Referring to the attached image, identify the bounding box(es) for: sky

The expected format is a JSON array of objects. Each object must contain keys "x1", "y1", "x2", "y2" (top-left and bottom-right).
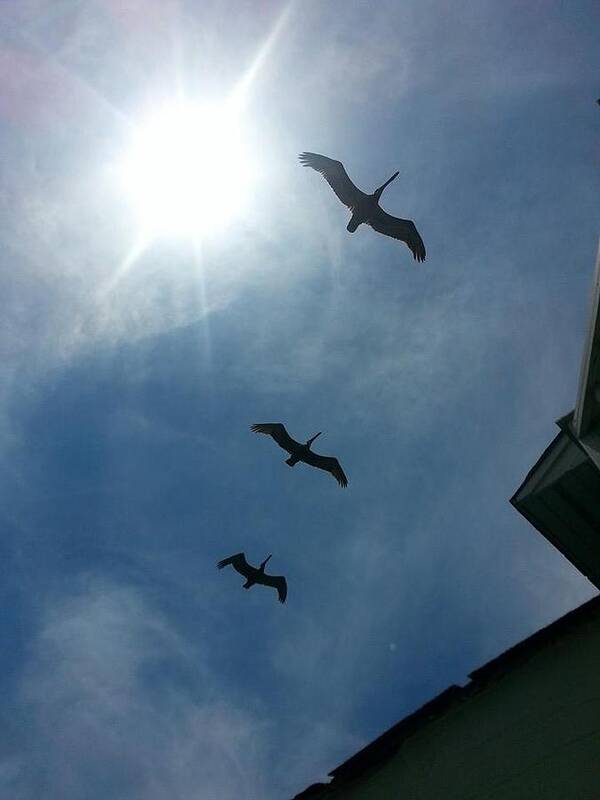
[{"x1": 0, "y1": 1, "x2": 599, "y2": 797}]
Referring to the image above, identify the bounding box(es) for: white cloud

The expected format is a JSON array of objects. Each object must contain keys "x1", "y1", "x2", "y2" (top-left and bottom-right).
[
  {"x1": 2, "y1": 581, "x2": 256, "y2": 798},
  {"x1": 1, "y1": 578, "x2": 359, "y2": 800}
]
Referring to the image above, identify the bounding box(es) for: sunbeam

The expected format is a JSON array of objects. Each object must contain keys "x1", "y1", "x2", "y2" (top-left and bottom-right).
[
  {"x1": 111, "y1": 4, "x2": 291, "y2": 280},
  {"x1": 230, "y1": 2, "x2": 293, "y2": 112}
]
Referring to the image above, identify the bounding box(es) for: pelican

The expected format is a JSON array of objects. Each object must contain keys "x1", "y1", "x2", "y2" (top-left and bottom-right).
[
  {"x1": 251, "y1": 423, "x2": 348, "y2": 487},
  {"x1": 299, "y1": 152, "x2": 426, "y2": 263},
  {"x1": 217, "y1": 552, "x2": 287, "y2": 603}
]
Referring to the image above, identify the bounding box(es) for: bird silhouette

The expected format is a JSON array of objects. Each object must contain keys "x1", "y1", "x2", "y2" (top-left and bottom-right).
[
  {"x1": 299, "y1": 151, "x2": 426, "y2": 263},
  {"x1": 251, "y1": 423, "x2": 348, "y2": 487},
  {"x1": 217, "y1": 552, "x2": 287, "y2": 603}
]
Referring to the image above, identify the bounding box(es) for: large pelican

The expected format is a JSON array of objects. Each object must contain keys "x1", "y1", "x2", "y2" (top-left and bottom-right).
[
  {"x1": 217, "y1": 552, "x2": 287, "y2": 603},
  {"x1": 251, "y1": 423, "x2": 348, "y2": 487},
  {"x1": 299, "y1": 151, "x2": 426, "y2": 263}
]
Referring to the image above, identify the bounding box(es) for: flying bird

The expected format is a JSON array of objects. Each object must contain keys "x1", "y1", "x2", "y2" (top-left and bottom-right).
[
  {"x1": 217, "y1": 552, "x2": 287, "y2": 603},
  {"x1": 251, "y1": 423, "x2": 348, "y2": 487},
  {"x1": 299, "y1": 151, "x2": 426, "y2": 263}
]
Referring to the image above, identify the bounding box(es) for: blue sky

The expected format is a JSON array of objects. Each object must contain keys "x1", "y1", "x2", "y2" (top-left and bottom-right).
[{"x1": 0, "y1": 1, "x2": 598, "y2": 797}]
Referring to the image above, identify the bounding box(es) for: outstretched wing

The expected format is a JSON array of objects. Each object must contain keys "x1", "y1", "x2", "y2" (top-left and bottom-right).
[
  {"x1": 299, "y1": 152, "x2": 365, "y2": 209},
  {"x1": 368, "y1": 209, "x2": 426, "y2": 262},
  {"x1": 261, "y1": 573, "x2": 288, "y2": 603},
  {"x1": 303, "y1": 452, "x2": 348, "y2": 488},
  {"x1": 251, "y1": 423, "x2": 299, "y2": 454},
  {"x1": 217, "y1": 552, "x2": 252, "y2": 578}
]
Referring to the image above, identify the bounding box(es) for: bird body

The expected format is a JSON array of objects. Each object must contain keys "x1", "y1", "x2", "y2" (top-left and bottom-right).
[
  {"x1": 251, "y1": 423, "x2": 348, "y2": 487},
  {"x1": 217, "y1": 552, "x2": 287, "y2": 603},
  {"x1": 299, "y1": 151, "x2": 426, "y2": 262}
]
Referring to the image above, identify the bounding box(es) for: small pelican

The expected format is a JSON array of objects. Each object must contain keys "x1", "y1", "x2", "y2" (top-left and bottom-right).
[
  {"x1": 251, "y1": 423, "x2": 348, "y2": 487},
  {"x1": 217, "y1": 552, "x2": 287, "y2": 603},
  {"x1": 299, "y1": 151, "x2": 426, "y2": 262}
]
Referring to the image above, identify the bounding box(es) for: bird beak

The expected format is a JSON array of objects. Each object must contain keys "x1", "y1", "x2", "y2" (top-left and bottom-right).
[{"x1": 309, "y1": 432, "x2": 322, "y2": 445}]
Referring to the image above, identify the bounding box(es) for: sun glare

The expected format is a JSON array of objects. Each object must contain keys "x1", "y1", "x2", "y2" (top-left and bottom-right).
[{"x1": 119, "y1": 101, "x2": 255, "y2": 239}]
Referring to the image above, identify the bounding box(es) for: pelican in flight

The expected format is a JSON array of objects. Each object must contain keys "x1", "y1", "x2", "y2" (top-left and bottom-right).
[
  {"x1": 251, "y1": 423, "x2": 348, "y2": 487},
  {"x1": 299, "y1": 152, "x2": 426, "y2": 263},
  {"x1": 217, "y1": 552, "x2": 287, "y2": 603}
]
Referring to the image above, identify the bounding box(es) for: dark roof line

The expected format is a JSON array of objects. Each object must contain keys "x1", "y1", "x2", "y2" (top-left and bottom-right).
[
  {"x1": 469, "y1": 590, "x2": 599, "y2": 684},
  {"x1": 301, "y1": 593, "x2": 600, "y2": 795},
  {"x1": 292, "y1": 783, "x2": 328, "y2": 800},
  {"x1": 328, "y1": 685, "x2": 461, "y2": 784},
  {"x1": 509, "y1": 419, "x2": 568, "y2": 507}
]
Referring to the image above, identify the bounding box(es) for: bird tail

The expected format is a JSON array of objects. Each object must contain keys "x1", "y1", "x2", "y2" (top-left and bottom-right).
[
  {"x1": 347, "y1": 214, "x2": 361, "y2": 233},
  {"x1": 286, "y1": 455, "x2": 299, "y2": 467}
]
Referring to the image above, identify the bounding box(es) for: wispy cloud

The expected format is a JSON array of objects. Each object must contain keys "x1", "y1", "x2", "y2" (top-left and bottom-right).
[
  {"x1": 1, "y1": 578, "x2": 361, "y2": 799},
  {"x1": 4, "y1": 580, "x2": 264, "y2": 798}
]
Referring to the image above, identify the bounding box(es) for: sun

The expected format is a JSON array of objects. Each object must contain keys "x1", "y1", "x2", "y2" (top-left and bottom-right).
[{"x1": 118, "y1": 100, "x2": 256, "y2": 239}]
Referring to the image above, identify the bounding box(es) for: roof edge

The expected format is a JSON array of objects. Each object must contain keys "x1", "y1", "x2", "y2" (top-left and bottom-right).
[{"x1": 294, "y1": 594, "x2": 600, "y2": 799}]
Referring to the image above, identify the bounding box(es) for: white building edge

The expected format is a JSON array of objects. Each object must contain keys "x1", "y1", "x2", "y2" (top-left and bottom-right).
[{"x1": 511, "y1": 242, "x2": 600, "y2": 588}]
